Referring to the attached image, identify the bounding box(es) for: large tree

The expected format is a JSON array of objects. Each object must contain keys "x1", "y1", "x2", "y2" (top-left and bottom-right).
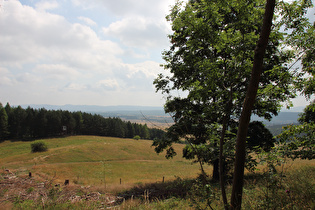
[
  {"x1": 154, "y1": 0, "x2": 294, "y2": 176},
  {"x1": 153, "y1": 0, "x2": 313, "y2": 208}
]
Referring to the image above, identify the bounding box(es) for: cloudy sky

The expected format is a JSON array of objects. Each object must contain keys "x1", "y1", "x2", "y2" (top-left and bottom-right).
[
  {"x1": 0, "y1": 0, "x2": 314, "y2": 109},
  {"x1": 0, "y1": 0, "x2": 177, "y2": 107}
]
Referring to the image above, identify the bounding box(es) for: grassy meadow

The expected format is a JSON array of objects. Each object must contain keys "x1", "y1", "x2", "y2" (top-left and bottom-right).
[
  {"x1": 1, "y1": 135, "x2": 314, "y2": 209},
  {"x1": 0, "y1": 135, "x2": 210, "y2": 187}
]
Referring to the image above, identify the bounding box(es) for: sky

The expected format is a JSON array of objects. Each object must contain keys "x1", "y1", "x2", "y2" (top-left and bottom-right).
[{"x1": 0, "y1": 0, "x2": 314, "y2": 109}]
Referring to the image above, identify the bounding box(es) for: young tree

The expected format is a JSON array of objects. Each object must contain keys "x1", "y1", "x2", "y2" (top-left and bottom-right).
[
  {"x1": 33, "y1": 108, "x2": 48, "y2": 138},
  {"x1": 0, "y1": 103, "x2": 9, "y2": 141},
  {"x1": 73, "y1": 111, "x2": 83, "y2": 135},
  {"x1": 230, "y1": 0, "x2": 275, "y2": 208},
  {"x1": 8, "y1": 105, "x2": 27, "y2": 139}
]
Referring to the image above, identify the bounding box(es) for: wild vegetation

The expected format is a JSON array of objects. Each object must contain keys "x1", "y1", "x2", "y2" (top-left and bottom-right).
[
  {"x1": 0, "y1": 135, "x2": 314, "y2": 209},
  {"x1": 0, "y1": 0, "x2": 314, "y2": 209}
]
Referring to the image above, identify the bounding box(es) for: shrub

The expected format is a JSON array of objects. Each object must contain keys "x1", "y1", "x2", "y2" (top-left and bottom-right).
[
  {"x1": 133, "y1": 135, "x2": 141, "y2": 140},
  {"x1": 31, "y1": 141, "x2": 48, "y2": 153}
]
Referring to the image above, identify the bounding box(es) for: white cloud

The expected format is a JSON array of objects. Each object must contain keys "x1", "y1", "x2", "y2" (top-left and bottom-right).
[
  {"x1": 0, "y1": 1, "x2": 68, "y2": 64},
  {"x1": 16, "y1": 72, "x2": 41, "y2": 84},
  {"x1": 124, "y1": 61, "x2": 162, "y2": 79},
  {"x1": 103, "y1": 16, "x2": 170, "y2": 49},
  {"x1": 78, "y1": 16, "x2": 97, "y2": 26},
  {"x1": 0, "y1": 67, "x2": 13, "y2": 86},
  {"x1": 35, "y1": 1, "x2": 59, "y2": 12},
  {"x1": 63, "y1": 83, "x2": 87, "y2": 91},
  {"x1": 96, "y1": 79, "x2": 119, "y2": 91},
  {"x1": 33, "y1": 64, "x2": 81, "y2": 80},
  {"x1": 0, "y1": 1, "x2": 123, "y2": 70},
  {"x1": 0, "y1": 0, "x2": 173, "y2": 107},
  {"x1": 71, "y1": 0, "x2": 175, "y2": 18}
]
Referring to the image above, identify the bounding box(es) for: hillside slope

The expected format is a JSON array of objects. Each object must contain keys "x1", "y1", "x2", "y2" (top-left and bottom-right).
[{"x1": 0, "y1": 136, "x2": 208, "y2": 186}]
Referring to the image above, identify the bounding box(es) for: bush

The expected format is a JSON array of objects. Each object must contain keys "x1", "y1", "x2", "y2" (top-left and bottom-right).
[
  {"x1": 31, "y1": 141, "x2": 48, "y2": 153},
  {"x1": 133, "y1": 135, "x2": 141, "y2": 140}
]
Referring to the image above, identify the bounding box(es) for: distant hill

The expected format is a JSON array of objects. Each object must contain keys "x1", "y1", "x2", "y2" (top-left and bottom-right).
[
  {"x1": 20, "y1": 104, "x2": 164, "y2": 112},
  {"x1": 20, "y1": 104, "x2": 173, "y2": 126},
  {"x1": 251, "y1": 112, "x2": 301, "y2": 126}
]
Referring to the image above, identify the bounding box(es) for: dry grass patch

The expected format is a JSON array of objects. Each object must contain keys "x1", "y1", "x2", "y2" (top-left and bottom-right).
[{"x1": 0, "y1": 136, "x2": 212, "y2": 186}]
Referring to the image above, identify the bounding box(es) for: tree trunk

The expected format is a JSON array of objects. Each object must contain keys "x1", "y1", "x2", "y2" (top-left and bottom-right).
[
  {"x1": 230, "y1": 0, "x2": 276, "y2": 209},
  {"x1": 212, "y1": 158, "x2": 219, "y2": 181},
  {"x1": 219, "y1": 115, "x2": 229, "y2": 209}
]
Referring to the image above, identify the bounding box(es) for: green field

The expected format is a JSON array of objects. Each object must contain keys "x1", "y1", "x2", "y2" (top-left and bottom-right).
[{"x1": 0, "y1": 136, "x2": 210, "y2": 186}]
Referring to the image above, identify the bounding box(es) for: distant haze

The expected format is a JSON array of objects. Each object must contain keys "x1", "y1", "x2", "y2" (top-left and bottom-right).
[{"x1": 19, "y1": 104, "x2": 303, "y2": 126}]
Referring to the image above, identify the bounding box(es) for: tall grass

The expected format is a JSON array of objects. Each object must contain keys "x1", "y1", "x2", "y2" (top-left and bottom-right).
[{"x1": 121, "y1": 165, "x2": 314, "y2": 209}]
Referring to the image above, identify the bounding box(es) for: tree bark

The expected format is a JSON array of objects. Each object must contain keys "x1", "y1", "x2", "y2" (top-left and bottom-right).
[
  {"x1": 230, "y1": 0, "x2": 276, "y2": 209},
  {"x1": 220, "y1": 114, "x2": 229, "y2": 209}
]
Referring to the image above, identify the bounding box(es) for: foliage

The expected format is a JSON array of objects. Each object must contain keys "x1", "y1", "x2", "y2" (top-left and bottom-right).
[
  {"x1": 133, "y1": 135, "x2": 141, "y2": 140},
  {"x1": 153, "y1": 0, "x2": 297, "y2": 181},
  {"x1": 188, "y1": 175, "x2": 220, "y2": 209},
  {"x1": 119, "y1": 164, "x2": 315, "y2": 209},
  {"x1": 241, "y1": 166, "x2": 315, "y2": 209},
  {"x1": 277, "y1": 101, "x2": 315, "y2": 160},
  {"x1": 0, "y1": 103, "x2": 9, "y2": 141},
  {"x1": 298, "y1": 100, "x2": 315, "y2": 123},
  {"x1": 278, "y1": 122, "x2": 315, "y2": 160},
  {"x1": 278, "y1": 0, "x2": 315, "y2": 97},
  {"x1": 31, "y1": 140, "x2": 48, "y2": 153},
  {"x1": 247, "y1": 121, "x2": 275, "y2": 152}
]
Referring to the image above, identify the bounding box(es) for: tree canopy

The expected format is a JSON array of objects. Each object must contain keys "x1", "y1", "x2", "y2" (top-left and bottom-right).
[
  {"x1": 153, "y1": 0, "x2": 314, "y2": 208},
  {"x1": 277, "y1": 101, "x2": 315, "y2": 160},
  {"x1": 153, "y1": 0, "x2": 299, "y2": 178}
]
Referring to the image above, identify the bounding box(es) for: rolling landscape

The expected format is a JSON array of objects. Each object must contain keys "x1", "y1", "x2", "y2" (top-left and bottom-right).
[
  {"x1": 21, "y1": 103, "x2": 303, "y2": 129},
  {"x1": 1, "y1": 135, "x2": 314, "y2": 209},
  {"x1": 1, "y1": 0, "x2": 315, "y2": 209},
  {"x1": 0, "y1": 136, "x2": 204, "y2": 186},
  {"x1": 0, "y1": 103, "x2": 314, "y2": 209}
]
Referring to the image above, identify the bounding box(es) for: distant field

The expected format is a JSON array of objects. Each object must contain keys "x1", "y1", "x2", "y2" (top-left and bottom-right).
[{"x1": 0, "y1": 136, "x2": 210, "y2": 187}]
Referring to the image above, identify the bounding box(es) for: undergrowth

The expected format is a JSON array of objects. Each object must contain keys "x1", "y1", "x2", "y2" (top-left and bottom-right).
[
  {"x1": 1, "y1": 165, "x2": 314, "y2": 209},
  {"x1": 120, "y1": 166, "x2": 314, "y2": 209}
]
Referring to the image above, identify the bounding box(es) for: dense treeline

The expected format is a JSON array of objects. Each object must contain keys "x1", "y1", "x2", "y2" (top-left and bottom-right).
[{"x1": 0, "y1": 102, "x2": 165, "y2": 141}]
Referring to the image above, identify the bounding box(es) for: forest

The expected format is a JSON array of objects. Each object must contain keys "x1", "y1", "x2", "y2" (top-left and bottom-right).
[{"x1": 0, "y1": 102, "x2": 165, "y2": 141}]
